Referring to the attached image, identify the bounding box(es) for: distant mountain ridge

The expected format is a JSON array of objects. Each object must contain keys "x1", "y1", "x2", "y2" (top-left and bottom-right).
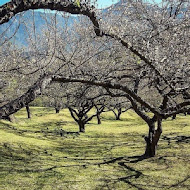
[
  {"x1": 0, "y1": 1, "x2": 132, "y2": 47},
  {"x1": 0, "y1": 10, "x2": 78, "y2": 47},
  {"x1": 0, "y1": 0, "x2": 187, "y2": 47},
  {"x1": 0, "y1": 0, "x2": 122, "y2": 47}
]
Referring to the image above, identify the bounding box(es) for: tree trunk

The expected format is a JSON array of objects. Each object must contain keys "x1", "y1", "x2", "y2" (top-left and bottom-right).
[
  {"x1": 55, "y1": 108, "x2": 60, "y2": 114},
  {"x1": 5, "y1": 114, "x2": 16, "y2": 122},
  {"x1": 115, "y1": 108, "x2": 122, "y2": 120},
  {"x1": 26, "y1": 104, "x2": 31, "y2": 118},
  {"x1": 116, "y1": 112, "x2": 121, "y2": 120},
  {"x1": 78, "y1": 121, "x2": 85, "y2": 133},
  {"x1": 172, "y1": 114, "x2": 176, "y2": 120},
  {"x1": 144, "y1": 120, "x2": 162, "y2": 157},
  {"x1": 97, "y1": 113, "x2": 101, "y2": 124},
  {"x1": 0, "y1": 74, "x2": 53, "y2": 119}
]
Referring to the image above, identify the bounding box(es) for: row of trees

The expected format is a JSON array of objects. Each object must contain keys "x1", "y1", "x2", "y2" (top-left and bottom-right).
[
  {"x1": 0, "y1": 0, "x2": 189, "y2": 157},
  {"x1": 30, "y1": 83, "x2": 130, "y2": 132}
]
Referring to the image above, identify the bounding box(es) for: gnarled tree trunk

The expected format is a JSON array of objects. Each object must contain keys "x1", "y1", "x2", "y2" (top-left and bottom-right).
[{"x1": 144, "y1": 119, "x2": 162, "y2": 157}]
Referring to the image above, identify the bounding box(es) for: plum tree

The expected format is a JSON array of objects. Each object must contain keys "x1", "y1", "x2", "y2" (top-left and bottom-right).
[{"x1": 0, "y1": 0, "x2": 189, "y2": 157}]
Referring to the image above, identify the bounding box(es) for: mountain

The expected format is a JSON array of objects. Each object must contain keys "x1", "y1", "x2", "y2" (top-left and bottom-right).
[
  {"x1": 0, "y1": 10, "x2": 78, "y2": 47},
  {"x1": 0, "y1": 1, "x2": 128, "y2": 47},
  {"x1": 0, "y1": 1, "x2": 187, "y2": 47}
]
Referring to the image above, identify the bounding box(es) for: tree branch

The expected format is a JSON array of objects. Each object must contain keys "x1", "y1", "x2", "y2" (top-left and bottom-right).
[
  {"x1": 0, "y1": 74, "x2": 52, "y2": 119},
  {"x1": 68, "y1": 107, "x2": 79, "y2": 122},
  {"x1": 0, "y1": 0, "x2": 101, "y2": 36}
]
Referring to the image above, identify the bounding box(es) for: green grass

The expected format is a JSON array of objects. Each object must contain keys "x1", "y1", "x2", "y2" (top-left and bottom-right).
[{"x1": 0, "y1": 107, "x2": 190, "y2": 190}]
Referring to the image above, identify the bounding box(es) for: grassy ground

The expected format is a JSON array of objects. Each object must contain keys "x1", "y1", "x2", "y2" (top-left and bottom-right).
[{"x1": 0, "y1": 107, "x2": 190, "y2": 190}]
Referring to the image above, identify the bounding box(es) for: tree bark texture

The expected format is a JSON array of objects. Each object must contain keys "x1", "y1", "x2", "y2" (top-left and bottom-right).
[{"x1": 144, "y1": 120, "x2": 162, "y2": 157}]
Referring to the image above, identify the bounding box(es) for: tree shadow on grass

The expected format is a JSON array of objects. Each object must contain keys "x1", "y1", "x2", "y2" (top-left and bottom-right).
[
  {"x1": 162, "y1": 135, "x2": 190, "y2": 144},
  {"x1": 98, "y1": 155, "x2": 148, "y2": 165},
  {"x1": 169, "y1": 175, "x2": 190, "y2": 189},
  {"x1": 0, "y1": 120, "x2": 80, "y2": 139},
  {"x1": 96, "y1": 157, "x2": 145, "y2": 190},
  {"x1": 127, "y1": 155, "x2": 148, "y2": 163}
]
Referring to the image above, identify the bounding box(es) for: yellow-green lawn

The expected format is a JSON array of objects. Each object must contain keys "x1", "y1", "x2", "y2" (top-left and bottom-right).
[{"x1": 0, "y1": 107, "x2": 189, "y2": 190}]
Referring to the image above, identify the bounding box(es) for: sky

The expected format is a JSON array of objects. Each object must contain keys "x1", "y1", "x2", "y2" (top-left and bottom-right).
[
  {"x1": 0, "y1": 0, "x2": 8, "y2": 6},
  {"x1": 0, "y1": 0, "x2": 162, "y2": 8},
  {"x1": 0, "y1": 0, "x2": 119, "y2": 8},
  {"x1": 96, "y1": 0, "x2": 119, "y2": 8}
]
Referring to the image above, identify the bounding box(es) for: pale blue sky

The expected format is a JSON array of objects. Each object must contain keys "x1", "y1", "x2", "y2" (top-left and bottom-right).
[
  {"x1": 0, "y1": 0, "x2": 119, "y2": 8},
  {"x1": 0, "y1": 0, "x2": 162, "y2": 8},
  {"x1": 0, "y1": 0, "x2": 9, "y2": 6},
  {"x1": 96, "y1": 0, "x2": 119, "y2": 8}
]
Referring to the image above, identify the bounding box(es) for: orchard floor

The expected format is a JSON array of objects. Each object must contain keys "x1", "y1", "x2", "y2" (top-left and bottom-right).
[{"x1": 0, "y1": 107, "x2": 190, "y2": 190}]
